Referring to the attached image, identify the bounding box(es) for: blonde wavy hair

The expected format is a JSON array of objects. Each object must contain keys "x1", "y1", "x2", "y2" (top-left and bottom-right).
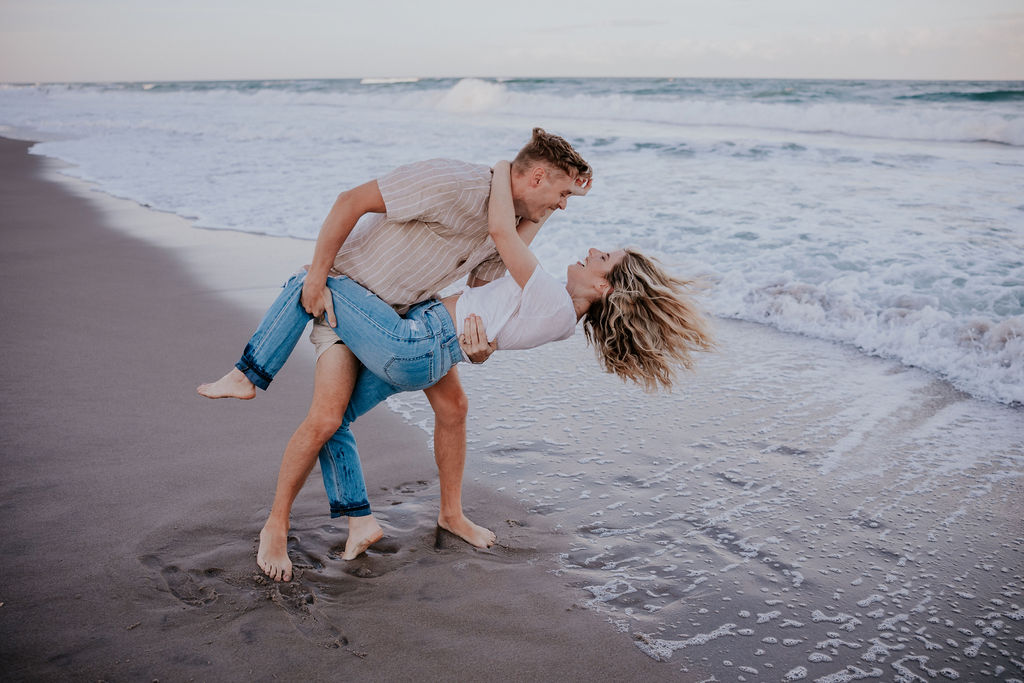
[{"x1": 582, "y1": 250, "x2": 714, "y2": 392}]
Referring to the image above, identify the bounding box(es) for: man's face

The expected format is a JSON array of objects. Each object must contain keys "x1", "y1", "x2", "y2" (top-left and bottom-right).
[{"x1": 513, "y1": 166, "x2": 578, "y2": 223}]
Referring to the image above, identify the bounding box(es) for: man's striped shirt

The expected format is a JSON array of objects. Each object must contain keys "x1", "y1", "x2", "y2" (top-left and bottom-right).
[{"x1": 329, "y1": 158, "x2": 507, "y2": 312}]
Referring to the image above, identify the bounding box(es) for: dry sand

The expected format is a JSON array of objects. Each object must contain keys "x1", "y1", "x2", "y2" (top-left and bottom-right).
[{"x1": 0, "y1": 137, "x2": 672, "y2": 681}]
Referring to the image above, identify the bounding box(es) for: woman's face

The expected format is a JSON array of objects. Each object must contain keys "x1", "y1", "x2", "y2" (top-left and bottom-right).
[{"x1": 567, "y1": 248, "x2": 626, "y2": 293}]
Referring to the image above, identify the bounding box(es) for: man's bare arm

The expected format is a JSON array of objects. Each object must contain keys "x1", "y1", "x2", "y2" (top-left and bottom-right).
[{"x1": 301, "y1": 180, "x2": 386, "y2": 320}]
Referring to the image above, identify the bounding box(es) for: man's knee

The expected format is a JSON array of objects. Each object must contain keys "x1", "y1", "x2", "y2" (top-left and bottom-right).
[
  {"x1": 426, "y1": 381, "x2": 468, "y2": 426},
  {"x1": 435, "y1": 393, "x2": 468, "y2": 426}
]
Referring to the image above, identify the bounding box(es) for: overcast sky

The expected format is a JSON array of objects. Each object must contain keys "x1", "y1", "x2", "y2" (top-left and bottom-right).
[{"x1": 2, "y1": 0, "x2": 1022, "y2": 83}]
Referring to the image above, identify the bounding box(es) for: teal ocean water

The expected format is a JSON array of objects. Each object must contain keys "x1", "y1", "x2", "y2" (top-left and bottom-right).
[{"x1": 2, "y1": 76, "x2": 1022, "y2": 403}]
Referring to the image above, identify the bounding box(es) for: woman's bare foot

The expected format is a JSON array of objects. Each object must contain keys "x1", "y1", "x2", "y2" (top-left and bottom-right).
[
  {"x1": 342, "y1": 515, "x2": 384, "y2": 560},
  {"x1": 438, "y1": 512, "x2": 496, "y2": 548},
  {"x1": 257, "y1": 521, "x2": 293, "y2": 581},
  {"x1": 197, "y1": 368, "x2": 256, "y2": 400}
]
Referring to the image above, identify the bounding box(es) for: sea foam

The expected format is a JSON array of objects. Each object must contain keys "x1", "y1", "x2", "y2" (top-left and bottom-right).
[{"x1": 1, "y1": 76, "x2": 1021, "y2": 404}]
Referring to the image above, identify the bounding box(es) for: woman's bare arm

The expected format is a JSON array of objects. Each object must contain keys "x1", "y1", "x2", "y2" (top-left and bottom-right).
[{"x1": 488, "y1": 161, "x2": 539, "y2": 288}]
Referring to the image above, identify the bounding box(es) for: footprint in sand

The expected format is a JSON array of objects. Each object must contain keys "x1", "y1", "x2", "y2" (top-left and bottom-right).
[
  {"x1": 147, "y1": 560, "x2": 219, "y2": 607},
  {"x1": 391, "y1": 479, "x2": 431, "y2": 494},
  {"x1": 267, "y1": 581, "x2": 348, "y2": 649},
  {"x1": 140, "y1": 548, "x2": 349, "y2": 649}
]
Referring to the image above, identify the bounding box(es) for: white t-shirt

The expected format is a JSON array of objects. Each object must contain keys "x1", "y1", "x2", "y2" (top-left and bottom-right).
[{"x1": 454, "y1": 266, "x2": 576, "y2": 358}]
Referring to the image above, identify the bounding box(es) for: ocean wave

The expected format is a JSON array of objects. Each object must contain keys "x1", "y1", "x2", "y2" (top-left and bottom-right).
[
  {"x1": 13, "y1": 78, "x2": 1024, "y2": 145},
  {"x1": 337, "y1": 78, "x2": 1024, "y2": 146},
  {"x1": 3, "y1": 77, "x2": 1022, "y2": 405},
  {"x1": 897, "y1": 89, "x2": 1024, "y2": 103},
  {"x1": 316, "y1": 78, "x2": 1024, "y2": 146},
  {"x1": 713, "y1": 279, "x2": 1024, "y2": 406},
  {"x1": 432, "y1": 79, "x2": 1024, "y2": 146},
  {"x1": 434, "y1": 78, "x2": 510, "y2": 113},
  {"x1": 360, "y1": 77, "x2": 419, "y2": 85}
]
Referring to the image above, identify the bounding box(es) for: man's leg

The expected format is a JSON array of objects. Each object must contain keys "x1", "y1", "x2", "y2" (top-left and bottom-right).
[
  {"x1": 257, "y1": 343, "x2": 360, "y2": 581},
  {"x1": 422, "y1": 367, "x2": 496, "y2": 548}
]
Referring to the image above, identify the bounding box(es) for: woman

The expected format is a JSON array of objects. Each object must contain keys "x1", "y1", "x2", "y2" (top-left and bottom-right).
[{"x1": 199, "y1": 161, "x2": 713, "y2": 564}]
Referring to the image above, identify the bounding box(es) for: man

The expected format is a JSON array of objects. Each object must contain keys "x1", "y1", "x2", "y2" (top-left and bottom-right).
[{"x1": 203, "y1": 128, "x2": 591, "y2": 581}]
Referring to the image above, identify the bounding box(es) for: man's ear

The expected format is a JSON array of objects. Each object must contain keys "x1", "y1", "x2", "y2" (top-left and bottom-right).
[{"x1": 530, "y1": 166, "x2": 546, "y2": 187}]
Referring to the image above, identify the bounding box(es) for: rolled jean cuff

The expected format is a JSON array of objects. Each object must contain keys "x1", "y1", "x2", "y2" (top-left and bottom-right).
[
  {"x1": 330, "y1": 502, "x2": 372, "y2": 518},
  {"x1": 235, "y1": 356, "x2": 273, "y2": 391}
]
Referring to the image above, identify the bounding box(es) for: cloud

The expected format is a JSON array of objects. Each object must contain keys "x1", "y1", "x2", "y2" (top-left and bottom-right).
[
  {"x1": 495, "y1": 15, "x2": 1023, "y2": 80},
  {"x1": 535, "y1": 19, "x2": 668, "y2": 34}
]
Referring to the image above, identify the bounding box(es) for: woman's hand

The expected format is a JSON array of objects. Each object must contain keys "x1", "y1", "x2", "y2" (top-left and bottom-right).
[
  {"x1": 459, "y1": 314, "x2": 497, "y2": 364},
  {"x1": 569, "y1": 174, "x2": 593, "y2": 196}
]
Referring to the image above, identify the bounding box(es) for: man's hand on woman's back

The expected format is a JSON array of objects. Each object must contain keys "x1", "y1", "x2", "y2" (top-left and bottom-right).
[{"x1": 459, "y1": 314, "x2": 497, "y2": 364}]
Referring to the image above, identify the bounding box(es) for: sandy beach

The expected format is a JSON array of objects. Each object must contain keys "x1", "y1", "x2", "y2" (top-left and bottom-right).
[
  {"x1": 0, "y1": 137, "x2": 671, "y2": 681},
  {"x1": 2, "y1": 133, "x2": 1022, "y2": 682}
]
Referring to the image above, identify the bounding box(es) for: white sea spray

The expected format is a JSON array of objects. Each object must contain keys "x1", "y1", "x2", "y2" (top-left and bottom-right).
[{"x1": 2, "y1": 77, "x2": 1021, "y2": 404}]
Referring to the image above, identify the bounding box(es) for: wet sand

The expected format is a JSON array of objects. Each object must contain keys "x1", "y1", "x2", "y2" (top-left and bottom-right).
[
  {"x1": 0, "y1": 137, "x2": 671, "y2": 681},
  {"x1": 441, "y1": 326, "x2": 1024, "y2": 680},
  {"x1": 415, "y1": 291, "x2": 1023, "y2": 679}
]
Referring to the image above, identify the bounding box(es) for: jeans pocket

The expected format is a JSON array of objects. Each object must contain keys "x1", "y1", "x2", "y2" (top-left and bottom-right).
[{"x1": 383, "y1": 351, "x2": 434, "y2": 390}]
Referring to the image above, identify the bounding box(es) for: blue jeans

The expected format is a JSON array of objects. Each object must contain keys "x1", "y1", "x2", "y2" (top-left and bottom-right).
[{"x1": 235, "y1": 271, "x2": 463, "y2": 517}]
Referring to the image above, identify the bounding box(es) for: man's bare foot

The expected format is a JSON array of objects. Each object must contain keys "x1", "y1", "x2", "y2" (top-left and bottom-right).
[
  {"x1": 257, "y1": 522, "x2": 293, "y2": 581},
  {"x1": 197, "y1": 368, "x2": 256, "y2": 400},
  {"x1": 438, "y1": 512, "x2": 496, "y2": 548},
  {"x1": 342, "y1": 515, "x2": 383, "y2": 560}
]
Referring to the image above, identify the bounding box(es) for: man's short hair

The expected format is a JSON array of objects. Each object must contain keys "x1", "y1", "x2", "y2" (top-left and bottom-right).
[{"x1": 512, "y1": 127, "x2": 591, "y2": 179}]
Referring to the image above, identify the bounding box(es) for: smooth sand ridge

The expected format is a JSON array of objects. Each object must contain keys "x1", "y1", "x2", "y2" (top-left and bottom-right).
[{"x1": 0, "y1": 138, "x2": 673, "y2": 680}]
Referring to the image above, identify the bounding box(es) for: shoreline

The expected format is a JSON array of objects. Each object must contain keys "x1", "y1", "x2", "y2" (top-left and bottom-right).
[
  {"x1": 14, "y1": 133, "x2": 1021, "y2": 411},
  {"x1": 0, "y1": 137, "x2": 672, "y2": 680},
  {"x1": 4, "y1": 134, "x2": 1021, "y2": 680},
  {"x1": 7, "y1": 123, "x2": 1019, "y2": 410}
]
